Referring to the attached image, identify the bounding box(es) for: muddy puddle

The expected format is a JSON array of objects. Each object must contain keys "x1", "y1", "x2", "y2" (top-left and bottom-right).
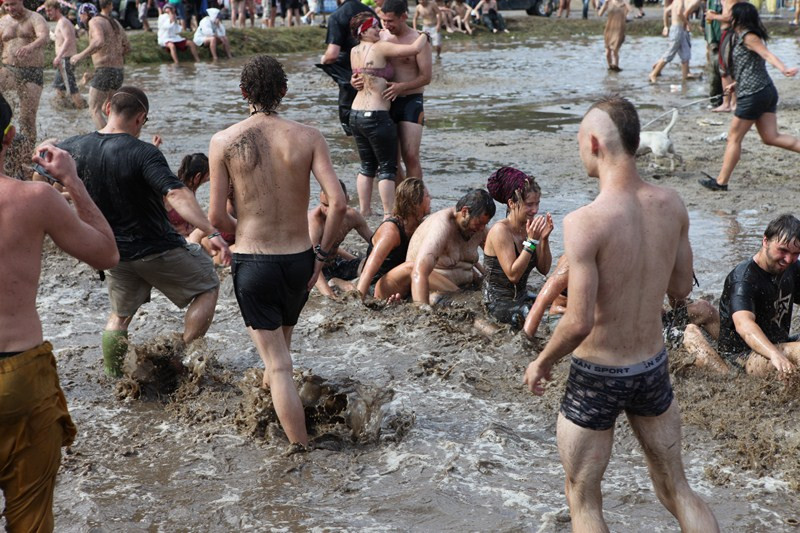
[{"x1": 6, "y1": 28, "x2": 800, "y2": 531}]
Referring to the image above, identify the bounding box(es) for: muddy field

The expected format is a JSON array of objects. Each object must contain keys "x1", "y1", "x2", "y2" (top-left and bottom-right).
[{"x1": 3, "y1": 15, "x2": 800, "y2": 532}]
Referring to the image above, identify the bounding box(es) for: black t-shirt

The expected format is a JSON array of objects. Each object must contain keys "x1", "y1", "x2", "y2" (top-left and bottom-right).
[
  {"x1": 59, "y1": 132, "x2": 186, "y2": 261},
  {"x1": 718, "y1": 258, "x2": 800, "y2": 355},
  {"x1": 325, "y1": 0, "x2": 375, "y2": 68}
]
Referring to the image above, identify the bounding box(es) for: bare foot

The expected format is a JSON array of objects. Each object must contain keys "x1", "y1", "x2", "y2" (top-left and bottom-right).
[
  {"x1": 386, "y1": 293, "x2": 404, "y2": 305},
  {"x1": 711, "y1": 104, "x2": 731, "y2": 113},
  {"x1": 648, "y1": 73, "x2": 658, "y2": 83}
]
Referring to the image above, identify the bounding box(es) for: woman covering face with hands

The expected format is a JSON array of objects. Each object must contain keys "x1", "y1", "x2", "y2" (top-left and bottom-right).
[{"x1": 482, "y1": 167, "x2": 553, "y2": 329}]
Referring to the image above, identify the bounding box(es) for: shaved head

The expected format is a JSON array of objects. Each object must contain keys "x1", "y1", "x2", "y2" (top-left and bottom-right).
[{"x1": 584, "y1": 96, "x2": 640, "y2": 156}]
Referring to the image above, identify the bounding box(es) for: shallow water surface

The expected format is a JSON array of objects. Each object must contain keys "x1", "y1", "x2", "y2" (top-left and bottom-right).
[{"x1": 15, "y1": 30, "x2": 800, "y2": 532}]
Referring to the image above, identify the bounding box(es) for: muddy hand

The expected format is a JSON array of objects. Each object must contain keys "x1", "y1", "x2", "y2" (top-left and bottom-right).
[
  {"x1": 523, "y1": 359, "x2": 551, "y2": 395},
  {"x1": 208, "y1": 235, "x2": 231, "y2": 266},
  {"x1": 527, "y1": 215, "x2": 547, "y2": 240},
  {"x1": 33, "y1": 144, "x2": 78, "y2": 187}
]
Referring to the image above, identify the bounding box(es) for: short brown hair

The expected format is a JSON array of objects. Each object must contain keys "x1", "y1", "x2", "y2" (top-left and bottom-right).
[
  {"x1": 109, "y1": 86, "x2": 149, "y2": 121},
  {"x1": 44, "y1": 0, "x2": 60, "y2": 9},
  {"x1": 587, "y1": 95, "x2": 640, "y2": 156}
]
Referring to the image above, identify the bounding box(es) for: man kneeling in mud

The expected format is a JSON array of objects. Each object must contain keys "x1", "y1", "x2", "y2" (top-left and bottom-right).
[
  {"x1": 0, "y1": 96, "x2": 119, "y2": 531},
  {"x1": 378, "y1": 189, "x2": 495, "y2": 305},
  {"x1": 209, "y1": 55, "x2": 346, "y2": 449},
  {"x1": 684, "y1": 214, "x2": 800, "y2": 378}
]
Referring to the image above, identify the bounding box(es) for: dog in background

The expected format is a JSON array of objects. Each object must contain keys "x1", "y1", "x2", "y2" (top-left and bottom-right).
[{"x1": 637, "y1": 108, "x2": 682, "y2": 171}]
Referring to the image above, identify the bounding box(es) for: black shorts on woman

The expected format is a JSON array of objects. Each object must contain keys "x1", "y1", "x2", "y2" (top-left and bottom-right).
[{"x1": 349, "y1": 110, "x2": 398, "y2": 181}]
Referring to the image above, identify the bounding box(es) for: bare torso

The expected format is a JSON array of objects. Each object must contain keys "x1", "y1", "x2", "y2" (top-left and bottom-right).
[
  {"x1": 308, "y1": 206, "x2": 365, "y2": 255},
  {"x1": 0, "y1": 10, "x2": 47, "y2": 67},
  {"x1": 572, "y1": 181, "x2": 688, "y2": 364},
  {"x1": 54, "y1": 17, "x2": 78, "y2": 58},
  {"x1": 0, "y1": 178, "x2": 49, "y2": 351},
  {"x1": 216, "y1": 113, "x2": 321, "y2": 255},
  {"x1": 380, "y1": 27, "x2": 426, "y2": 95},
  {"x1": 416, "y1": 3, "x2": 438, "y2": 26},
  {"x1": 90, "y1": 15, "x2": 128, "y2": 67},
  {"x1": 407, "y1": 208, "x2": 485, "y2": 286},
  {"x1": 667, "y1": 0, "x2": 688, "y2": 27},
  {"x1": 351, "y1": 42, "x2": 391, "y2": 110}
]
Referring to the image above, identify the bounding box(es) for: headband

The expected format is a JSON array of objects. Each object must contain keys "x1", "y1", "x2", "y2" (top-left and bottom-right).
[{"x1": 358, "y1": 17, "x2": 379, "y2": 37}]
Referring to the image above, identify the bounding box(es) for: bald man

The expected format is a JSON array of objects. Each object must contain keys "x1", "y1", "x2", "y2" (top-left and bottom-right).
[{"x1": 524, "y1": 96, "x2": 719, "y2": 531}]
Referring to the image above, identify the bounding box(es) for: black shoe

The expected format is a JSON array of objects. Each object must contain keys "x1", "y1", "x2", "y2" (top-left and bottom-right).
[{"x1": 698, "y1": 174, "x2": 728, "y2": 191}]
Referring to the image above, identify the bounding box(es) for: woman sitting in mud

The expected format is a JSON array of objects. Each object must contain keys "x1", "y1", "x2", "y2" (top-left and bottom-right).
[
  {"x1": 165, "y1": 153, "x2": 235, "y2": 262},
  {"x1": 483, "y1": 167, "x2": 553, "y2": 329},
  {"x1": 357, "y1": 178, "x2": 431, "y2": 299},
  {"x1": 349, "y1": 12, "x2": 428, "y2": 217}
]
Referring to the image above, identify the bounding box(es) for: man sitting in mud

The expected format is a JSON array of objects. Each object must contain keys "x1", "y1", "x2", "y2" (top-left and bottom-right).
[
  {"x1": 684, "y1": 214, "x2": 800, "y2": 378},
  {"x1": 0, "y1": 0, "x2": 49, "y2": 143},
  {"x1": 0, "y1": 95, "x2": 119, "y2": 532},
  {"x1": 71, "y1": 0, "x2": 131, "y2": 129},
  {"x1": 208, "y1": 55, "x2": 347, "y2": 450},
  {"x1": 53, "y1": 87, "x2": 231, "y2": 378},
  {"x1": 308, "y1": 179, "x2": 373, "y2": 298},
  {"x1": 378, "y1": 189, "x2": 495, "y2": 305}
]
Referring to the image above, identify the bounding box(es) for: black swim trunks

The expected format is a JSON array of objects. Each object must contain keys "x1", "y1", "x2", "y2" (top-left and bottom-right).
[
  {"x1": 2, "y1": 63, "x2": 44, "y2": 86},
  {"x1": 53, "y1": 58, "x2": 79, "y2": 94},
  {"x1": 389, "y1": 93, "x2": 425, "y2": 125},
  {"x1": 90, "y1": 67, "x2": 124, "y2": 92},
  {"x1": 232, "y1": 250, "x2": 314, "y2": 331},
  {"x1": 322, "y1": 256, "x2": 362, "y2": 281},
  {"x1": 560, "y1": 348, "x2": 674, "y2": 431}
]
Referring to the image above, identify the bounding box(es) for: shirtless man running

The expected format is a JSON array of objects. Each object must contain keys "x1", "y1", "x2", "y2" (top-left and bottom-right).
[
  {"x1": 524, "y1": 96, "x2": 719, "y2": 531},
  {"x1": 648, "y1": 0, "x2": 698, "y2": 83},
  {"x1": 0, "y1": 96, "x2": 118, "y2": 532},
  {"x1": 208, "y1": 55, "x2": 347, "y2": 449},
  {"x1": 46, "y1": 0, "x2": 86, "y2": 109},
  {"x1": 380, "y1": 0, "x2": 433, "y2": 179},
  {"x1": 378, "y1": 189, "x2": 495, "y2": 304},
  {"x1": 0, "y1": 0, "x2": 49, "y2": 141},
  {"x1": 72, "y1": 0, "x2": 131, "y2": 129}
]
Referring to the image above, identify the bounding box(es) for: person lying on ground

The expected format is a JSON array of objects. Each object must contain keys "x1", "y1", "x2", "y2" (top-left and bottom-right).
[
  {"x1": 483, "y1": 167, "x2": 553, "y2": 329},
  {"x1": 522, "y1": 255, "x2": 720, "y2": 341},
  {"x1": 684, "y1": 214, "x2": 800, "y2": 378}
]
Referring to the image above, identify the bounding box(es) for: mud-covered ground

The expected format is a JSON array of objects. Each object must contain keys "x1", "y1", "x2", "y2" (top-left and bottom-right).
[{"x1": 3, "y1": 14, "x2": 800, "y2": 532}]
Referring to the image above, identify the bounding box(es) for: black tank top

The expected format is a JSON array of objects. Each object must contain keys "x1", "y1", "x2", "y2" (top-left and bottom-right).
[
  {"x1": 482, "y1": 243, "x2": 537, "y2": 305},
  {"x1": 365, "y1": 217, "x2": 410, "y2": 283}
]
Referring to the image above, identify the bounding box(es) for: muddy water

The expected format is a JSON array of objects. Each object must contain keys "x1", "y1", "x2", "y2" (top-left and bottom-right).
[{"x1": 12, "y1": 32, "x2": 800, "y2": 531}]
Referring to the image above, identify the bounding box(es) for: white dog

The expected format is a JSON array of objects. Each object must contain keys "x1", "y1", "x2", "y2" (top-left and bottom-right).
[{"x1": 637, "y1": 108, "x2": 682, "y2": 171}]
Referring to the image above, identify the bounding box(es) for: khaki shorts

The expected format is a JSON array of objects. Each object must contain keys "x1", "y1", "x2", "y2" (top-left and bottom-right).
[
  {"x1": 107, "y1": 243, "x2": 219, "y2": 317},
  {"x1": 0, "y1": 342, "x2": 76, "y2": 532}
]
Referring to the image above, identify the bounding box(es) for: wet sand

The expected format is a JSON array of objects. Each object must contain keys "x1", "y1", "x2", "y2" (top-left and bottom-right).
[{"x1": 4, "y1": 18, "x2": 800, "y2": 532}]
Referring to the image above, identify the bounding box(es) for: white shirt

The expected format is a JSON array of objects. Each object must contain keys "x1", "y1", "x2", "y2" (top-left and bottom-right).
[
  {"x1": 193, "y1": 17, "x2": 226, "y2": 46},
  {"x1": 157, "y1": 13, "x2": 185, "y2": 46}
]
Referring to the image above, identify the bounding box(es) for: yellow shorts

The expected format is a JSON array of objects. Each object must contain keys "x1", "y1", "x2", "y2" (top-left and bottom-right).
[{"x1": 0, "y1": 342, "x2": 76, "y2": 532}]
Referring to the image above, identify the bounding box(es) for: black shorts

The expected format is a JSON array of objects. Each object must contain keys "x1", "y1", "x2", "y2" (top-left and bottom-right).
[
  {"x1": 90, "y1": 67, "x2": 124, "y2": 92},
  {"x1": 323, "y1": 256, "x2": 362, "y2": 281},
  {"x1": 232, "y1": 250, "x2": 314, "y2": 330},
  {"x1": 389, "y1": 93, "x2": 425, "y2": 125},
  {"x1": 349, "y1": 110, "x2": 398, "y2": 181},
  {"x1": 560, "y1": 348, "x2": 674, "y2": 431},
  {"x1": 2, "y1": 64, "x2": 44, "y2": 86},
  {"x1": 735, "y1": 83, "x2": 778, "y2": 121},
  {"x1": 53, "y1": 58, "x2": 79, "y2": 93}
]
